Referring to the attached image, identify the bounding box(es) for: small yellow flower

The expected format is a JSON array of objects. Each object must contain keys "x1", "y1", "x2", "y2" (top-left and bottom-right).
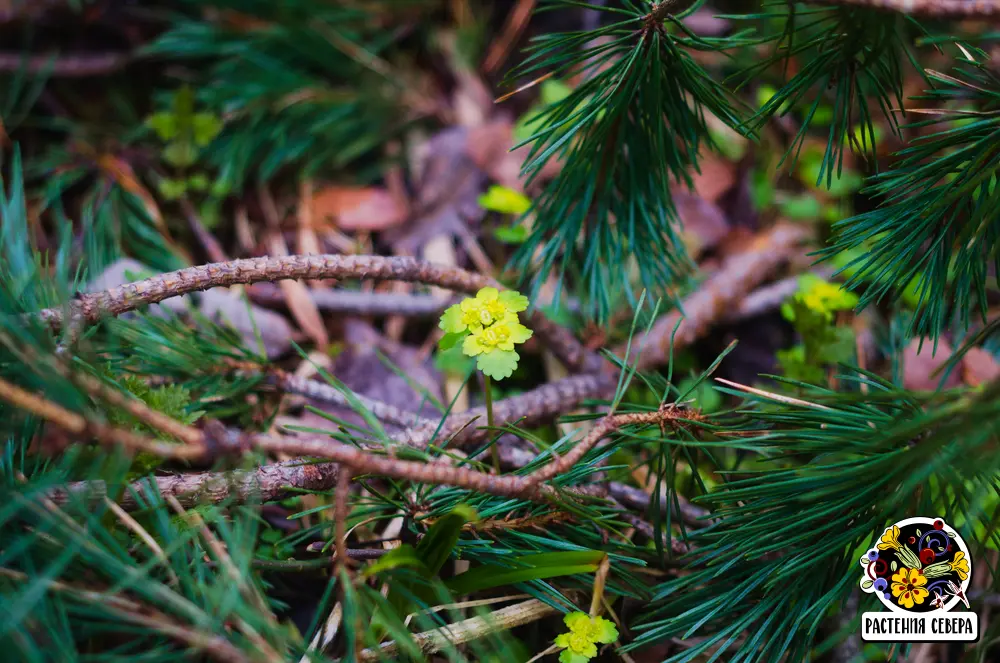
[
  {"x1": 877, "y1": 525, "x2": 901, "y2": 551},
  {"x1": 438, "y1": 288, "x2": 532, "y2": 381},
  {"x1": 554, "y1": 612, "x2": 618, "y2": 663},
  {"x1": 949, "y1": 551, "x2": 970, "y2": 581},
  {"x1": 439, "y1": 287, "x2": 528, "y2": 334},
  {"x1": 463, "y1": 313, "x2": 532, "y2": 355},
  {"x1": 891, "y1": 567, "x2": 929, "y2": 609}
]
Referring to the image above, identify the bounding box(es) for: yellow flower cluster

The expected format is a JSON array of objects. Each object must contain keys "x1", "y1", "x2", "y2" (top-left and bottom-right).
[
  {"x1": 439, "y1": 287, "x2": 532, "y2": 380},
  {"x1": 554, "y1": 612, "x2": 618, "y2": 663},
  {"x1": 797, "y1": 276, "x2": 859, "y2": 321}
]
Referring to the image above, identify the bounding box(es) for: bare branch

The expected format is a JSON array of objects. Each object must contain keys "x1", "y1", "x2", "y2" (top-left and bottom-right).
[{"x1": 0, "y1": 568, "x2": 252, "y2": 663}]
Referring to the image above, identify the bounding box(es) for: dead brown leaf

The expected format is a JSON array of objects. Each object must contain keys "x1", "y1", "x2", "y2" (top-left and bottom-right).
[
  {"x1": 689, "y1": 153, "x2": 736, "y2": 203},
  {"x1": 466, "y1": 119, "x2": 561, "y2": 192},
  {"x1": 672, "y1": 189, "x2": 729, "y2": 256},
  {"x1": 961, "y1": 347, "x2": 1000, "y2": 387},
  {"x1": 310, "y1": 186, "x2": 409, "y2": 232},
  {"x1": 902, "y1": 339, "x2": 962, "y2": 391}
]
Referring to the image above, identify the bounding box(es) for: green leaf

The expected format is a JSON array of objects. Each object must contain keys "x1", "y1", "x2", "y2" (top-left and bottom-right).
[
  {"x1": 163, "y1": 140, "x2": 198, "y2": 168},
  {"x1": 439, "y1": 303, "x2": 466, "y2": 334},
  {"x1": 560, "y1": 650, "x2": 591, "y2": 663},
  {"x1": 415, "y1": 504, "x2": 477, "y2": 577},
  {"x1": 493, "y1": 224, "x2": 529, "y2": 244},
  {"x1": 438, "y1": 331, "x2": 466, "y2": 351},
  {"x1": 447, "y1": 551, "x2": 605, "y2": 596},
  {"x1": 192, "y1": 113, "x2": 223, "y2": 147},
  {"x1": 476, "y1": 349, "x2": 519, "y2": 381},
  {"x1": 434, "y1": 344, "x2": 475, "y2": 376},
  {"x1": 187, "y1": 173, "x2": 210, "y2": 192},
  {"x1": 199, "y1": 199, "x2": 221, "y2": 230},
  {"x1": 146, "y1": 112, "x2": 179, "y2": 141},
  {"x1": 157, "y1": 177, "x2": 188, "y2": 201},
  {"x1": 777, "y1": 194, "x2": 823, "y2": 221},
  {"x1": 363, "y1": 544, "x2": 429, "y2": 578},
  {"x1": 861, "y1": 579, "x2": 874, "y2": 590},
  {"x1": 478, "y1": 185, "x2": 531, "y2": 215}
]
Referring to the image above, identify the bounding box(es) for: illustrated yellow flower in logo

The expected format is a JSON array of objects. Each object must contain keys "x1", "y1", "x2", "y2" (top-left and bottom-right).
[
  {"x1": 877, "y1": 525, "x2": 901, "y2": 551},
  {"x1": 891, "y1": 567, "x2": 929, "y2": 609},
  {"x1": 554, "y1": 612, "x2": 618, "y2": 663},
  {"x1": 949, "y1": 551, "x2": 970, "y2": 581}
]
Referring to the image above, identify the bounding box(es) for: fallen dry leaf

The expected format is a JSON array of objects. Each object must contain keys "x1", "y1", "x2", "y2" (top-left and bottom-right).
[
  {"x1": 310, "y1": 185, "x2": 408, "y2": 232},
  {"x1": 466, "y1": 119, "x2": 561, "y2": 192},
  {"x1": 672, "y1": 189, "x2": 729, "y2": 256},
  {"x1": 689, "y1": 153, "x2": 736, "y2": 203},
  {"x1": 902, "y1": 339, "x2": 962, "y2": 391}
]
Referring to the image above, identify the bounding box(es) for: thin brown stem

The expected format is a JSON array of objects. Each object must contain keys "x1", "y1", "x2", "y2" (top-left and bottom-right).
[
  {"x1": 0, "y1": 52, "x2": 130, "y2": 76},
  {"x1": 334, "y1": 468, "x2": 352, "y2": 574}
]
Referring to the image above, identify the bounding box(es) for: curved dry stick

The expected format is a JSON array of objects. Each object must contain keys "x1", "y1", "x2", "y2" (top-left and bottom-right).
[
  {"x1": 39, "y1": 254, "x2": 600, "y2": 374},
  {"x1": 616, "y1": 223, "x2": 810, "y2": 370}
]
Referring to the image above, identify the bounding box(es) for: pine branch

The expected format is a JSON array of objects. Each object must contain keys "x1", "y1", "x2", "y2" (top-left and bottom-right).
[
  {"x1": 616, "y1": 223, "x2": 811, "y2": 368},
  {"x1": 821, "y1": 52, "x2": 1000, "y2": 337},
  {"x1": 507, "y1": 0, "x2": 753, "y2": 321},
  {"x1": 0, "y1": 568, "x2": 253, "y2": 663}
]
